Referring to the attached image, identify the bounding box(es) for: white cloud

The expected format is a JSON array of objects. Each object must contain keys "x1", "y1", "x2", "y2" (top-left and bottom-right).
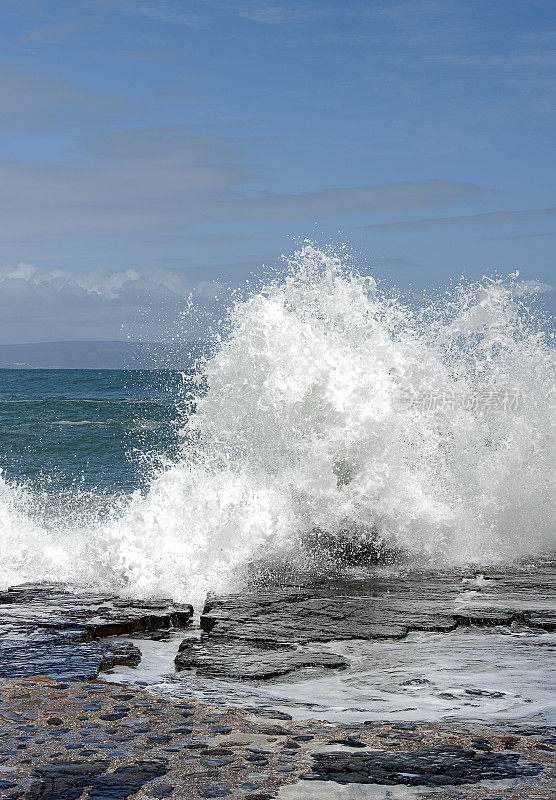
[
  {"x1": 235, "y1": 2, "x2": 321, "y2": 24},
  {"x1": 0, "y1": 119, "x2": 494, "y2": 237},
  {"x1": 0, "y1": 263, "x2": 219, "y2": 301},
  {"x1": 227, "y1": 181, "x2": 495, "y2": 222},
  {"x1": 0, "y1": 128, "x2": 248, "y2": 235},
  {"x1": 128, "y1": 0, "x2": 321, "y2": 26},
  {"x1": 19, "y1": 22, "x2": 87, "y2": 44},
  {"x1": 0, "y1": 69, "x2": 130, "y2": 132},
  {"x1": 357, "y1": 207, "x2": 556, "y2": 232},
  {"x1": 136, "y1": 1, "x2": 204, "y2": 26},
  {"x1": 0, "y1": 263, "x2": 226, "y2": 344}
]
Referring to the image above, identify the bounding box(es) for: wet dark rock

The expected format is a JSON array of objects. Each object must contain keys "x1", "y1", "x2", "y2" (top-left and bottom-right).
[
  {"x1": 248, "y1": 708, "x2": 293, "y2": 721},
  {"x1": 198, "y1": 786, "x2": 231, "y2": 798},
  {"x1": 209, "y1": 725, "x2": 233, "y2": 734},
  {"x1": 471, "y1": 736, "x2": 493, "y2": 752},
  {"x1": 200, "y1": 756, "x2": 235, "y2": 767},
  {"x1": 199, "y1": 567, "x2": 556, "y2": 665},
  {"x1": 27, "y1": 760, "x2": 110, "y2": 800},
  {"x1": 464, "y1": 688, "x2": 506, "y2": 698},
  {"x1": 0, "y1": 584, "x2": 192, "y2": 680},
  {"x1": 148, "y1": 783, "x2": 175, "y2": 798},
  {"x1": 199, "y1": 584, "x2": 457, "y2": 645},
  {"x1": 175, "y1": 639, "x2": 349, "y2": 679},
  {"x1": 527, "y1": 611, "x2": 556, "y2": 630},
  {"x1": 87, "y1": 761, "x2": 169, "y2": 798},
  {"x1": 328, "y1": 738, "x2": 367, "y2": 747},
  {"x1": 253, "y1": 725, "x2": 291, "y2": 736},
  {"x1": 454, "y1": 611, "x2": 524, "y2": 627},
  {"x1": 245, "y1": 755, "x2": 268, "y2": 766},
  {"x1": 509, "y1": 726, "x2": 555, "y2": 740},
  {"x1": 472, "y1": 742, "x2": 493, "y2": 752},
  {"x1": 305, "y1": 745, "x2": 544, "y2": 786},
  {"x1": 112, "y1": 599, "x2": 172, "y2": 609},
  {"x1": 100, "y1": 642, "x2": 142, "y2": 671}
]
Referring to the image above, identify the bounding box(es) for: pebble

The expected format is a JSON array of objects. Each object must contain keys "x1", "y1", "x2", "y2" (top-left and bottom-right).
[
  {"x1": 200, "y1": 757, "x2": 235, "y2": 767},
  {"x1": 149, "y1": 783, "x2": 175, "y2": 798},
  {"x1": 198, "y1": 785, "x2": 231, "y2": 797},
  {"x1": 209, "y1": 725, "x2": 233, "y2": 734}
]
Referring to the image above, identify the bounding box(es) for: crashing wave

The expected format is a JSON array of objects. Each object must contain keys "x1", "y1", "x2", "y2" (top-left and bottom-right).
[{"x1": 0, "y1": 246, "x2": 554, "y2": 601}]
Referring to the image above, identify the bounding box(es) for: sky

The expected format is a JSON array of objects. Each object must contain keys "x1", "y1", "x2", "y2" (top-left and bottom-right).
[{"x1": 0, "y1": 0, "x2": 554, "y2": 344}]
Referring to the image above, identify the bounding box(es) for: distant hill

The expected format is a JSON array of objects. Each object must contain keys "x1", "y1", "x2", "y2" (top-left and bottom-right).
[{"x1": 0, "y1": 341, "x2": 204, "y2": 369}]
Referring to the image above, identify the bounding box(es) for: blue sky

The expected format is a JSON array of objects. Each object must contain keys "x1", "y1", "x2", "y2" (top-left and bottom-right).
[{"x1": 0, "y1": 0, "x2": 554, "y2": 343}]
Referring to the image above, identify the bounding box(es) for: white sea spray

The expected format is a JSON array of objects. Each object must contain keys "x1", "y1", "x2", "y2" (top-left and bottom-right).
[{"x1": 0, "y1": 246, "x2": 554, "y2": 601}]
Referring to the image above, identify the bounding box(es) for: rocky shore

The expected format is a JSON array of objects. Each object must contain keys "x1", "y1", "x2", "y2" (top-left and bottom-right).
[
  {"x1": 1, "y1": 562, "x2": 555, "y2": 799},
  {"x1": 1, "y1": 676, "x2": 554, "y2": 799}
]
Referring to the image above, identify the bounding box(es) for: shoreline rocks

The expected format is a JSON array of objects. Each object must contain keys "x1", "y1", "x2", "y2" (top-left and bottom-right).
[
  {"x1": 1, "y1": 561, "x2": 555, "y2": 797},
  {"x1": 0, "y1": 676, "x2": 554, "y2": 799},
  {"x1": 174, "y1": 639, "x2": 349, "y2": 680},
  {"x1": 0, "y1": 584, "x2": 193, "y2": 681}
]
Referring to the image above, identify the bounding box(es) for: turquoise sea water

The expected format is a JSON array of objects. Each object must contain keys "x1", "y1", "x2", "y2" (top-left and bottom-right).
[{"x1": 0, "y1": 369, "x2": 185, "y2": 494}]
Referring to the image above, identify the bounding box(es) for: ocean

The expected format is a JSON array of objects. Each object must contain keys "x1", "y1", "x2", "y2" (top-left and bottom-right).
[
  {"x1": 0, "y1": 368, "x2": 185, "y2": 494},
  {"x1": 0, "y1": 246, "x2": 554, "y2": 725}
]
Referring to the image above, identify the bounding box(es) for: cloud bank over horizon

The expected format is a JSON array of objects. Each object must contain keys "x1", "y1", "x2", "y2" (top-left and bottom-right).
[
  {"x1": 0, "y1": 262, "x2": 230, "y2": 344},
  {"x1": 0, "y1": 258, "x2": 552, "y2": 346}
]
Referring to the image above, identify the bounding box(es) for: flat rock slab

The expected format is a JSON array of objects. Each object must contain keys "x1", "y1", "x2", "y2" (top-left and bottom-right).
[
  {"x1": 175, "y1": 639, "x2": 349, "y2": 679},
  {"x1": 200, "y1": 562, "x2": 556, "y2": 645},
  {"x1": 189, "y1": 558, "x2": 556, "y2": 681},
  {"x1": 306, "y1": 745, "x2": 544, "y2": 786},
  {"x1": 0, "y1": 584, "x2": 193, "y2": 680},
  {"x1": 26, "y1": 759, "x2": 168, "y2": 800}
]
